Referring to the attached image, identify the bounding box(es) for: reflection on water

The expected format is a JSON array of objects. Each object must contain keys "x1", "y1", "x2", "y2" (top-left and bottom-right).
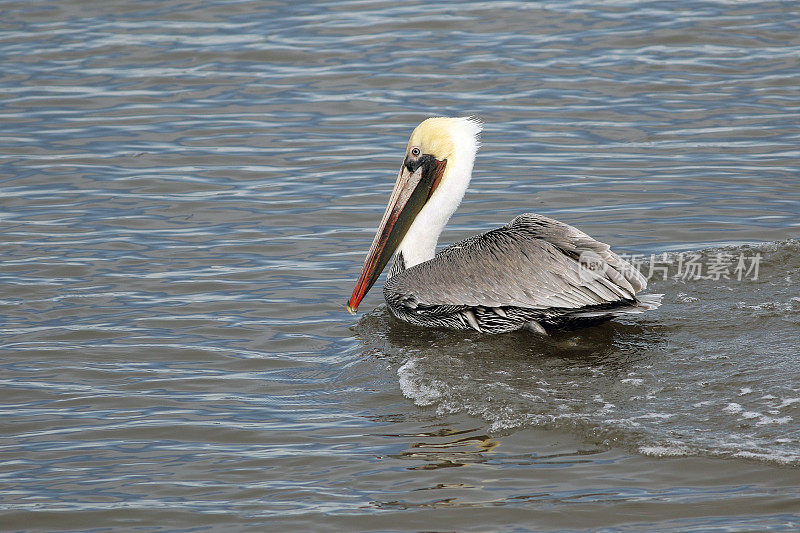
[
  {"x1": 370, "y1": 305, "x2": 664, "y2": 366},
  {"x1": 397, "y1": 431, "x2": 500, "y2": 471}
]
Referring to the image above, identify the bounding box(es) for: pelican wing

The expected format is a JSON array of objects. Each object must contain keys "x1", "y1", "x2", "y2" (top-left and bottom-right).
[{"x1": 386, "y1": 214, "x2": 646, "y2": 311}]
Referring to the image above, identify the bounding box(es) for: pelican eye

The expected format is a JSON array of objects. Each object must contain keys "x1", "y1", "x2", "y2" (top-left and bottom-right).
[{"x1": 410, "y1": 147, "x2": 421, "y2": 157}]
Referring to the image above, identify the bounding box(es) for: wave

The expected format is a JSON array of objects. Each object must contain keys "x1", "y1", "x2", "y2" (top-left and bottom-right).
[{"x1": 355, "y1": 240, "x2": 800, "y2": 466}]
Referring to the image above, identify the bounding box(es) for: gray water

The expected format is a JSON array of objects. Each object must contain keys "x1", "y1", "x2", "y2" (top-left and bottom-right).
[{"x1": 2, "y1": 0, "x2": 800, "y2": 531}]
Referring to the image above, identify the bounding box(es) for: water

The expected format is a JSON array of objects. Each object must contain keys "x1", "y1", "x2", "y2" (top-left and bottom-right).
[{"x1": 1, "y1": 0, "x2": 799, "y2": 530}]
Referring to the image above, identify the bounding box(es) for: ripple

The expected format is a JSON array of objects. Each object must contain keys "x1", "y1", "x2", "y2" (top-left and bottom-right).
[{"x1": 2, "y1": 0, "x2": 800, "y2": 529}]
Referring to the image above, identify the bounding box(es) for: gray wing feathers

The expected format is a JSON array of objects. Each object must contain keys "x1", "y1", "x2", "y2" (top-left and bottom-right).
[{"x1": 388, "y1": 214, "x2": 646, "y2": 311}]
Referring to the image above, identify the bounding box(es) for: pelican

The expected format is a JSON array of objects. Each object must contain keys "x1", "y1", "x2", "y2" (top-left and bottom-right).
[{"x1": 347, "y1": 117, "x2": 661, "y2": 334}]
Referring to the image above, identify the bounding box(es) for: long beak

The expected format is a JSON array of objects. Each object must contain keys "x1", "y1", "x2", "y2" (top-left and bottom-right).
[{"x1": 347, "y1": 157, "x2": 446, "y2": 314}]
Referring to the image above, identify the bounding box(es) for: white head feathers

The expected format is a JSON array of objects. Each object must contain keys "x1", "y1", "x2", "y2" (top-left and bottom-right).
[{"x1": 396, "y1": 116, "x2": 482, "y2": 269}]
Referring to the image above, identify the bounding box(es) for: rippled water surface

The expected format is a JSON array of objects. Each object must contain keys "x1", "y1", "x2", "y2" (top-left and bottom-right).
[{"x1": 2, "y1": 0, "x2": 800, "y2": 530}]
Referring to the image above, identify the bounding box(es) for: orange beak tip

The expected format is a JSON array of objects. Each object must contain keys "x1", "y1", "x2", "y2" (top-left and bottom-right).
[{"x1": 346, "y1": 303, "x2": 357, "y2": 315}]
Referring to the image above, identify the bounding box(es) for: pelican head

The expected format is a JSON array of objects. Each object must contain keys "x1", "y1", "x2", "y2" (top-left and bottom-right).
[{"x1": 347, "y1": 116, "x2": 482, "y2": 314}]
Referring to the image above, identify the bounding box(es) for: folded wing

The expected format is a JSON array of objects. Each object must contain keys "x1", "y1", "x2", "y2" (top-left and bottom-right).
[{"x1": 386, "y1": 214, "x2": 646, "y2": 311}]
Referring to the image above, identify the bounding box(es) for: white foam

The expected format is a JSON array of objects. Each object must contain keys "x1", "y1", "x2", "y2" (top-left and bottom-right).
[
  {"x1": 778, "y1": 397, "x2": 800, "y2": 408},
  {"x1": 755, "y1": 415, "x2": 792, "y2": 426},
  {"x1": 396, "y1": 358, "x2": 441, "y2": 406},
  {"x1": 639, "y1": 444, "x2": 690, "y2": 457},
  {"x1": 731, "y1": 450, "x2": 800, "y2": 465},
  {"x1": 637, "y1": 412, "x2": 674, "y2": 420},
  {"x1": 723, "y1": 402, "x2": 743, "y2": 414}
]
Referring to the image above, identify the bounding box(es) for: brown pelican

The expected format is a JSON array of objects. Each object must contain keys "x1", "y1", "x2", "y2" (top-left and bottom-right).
[{"x1": 347, "y1": 117, "x2": 661, "y2": 334}]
